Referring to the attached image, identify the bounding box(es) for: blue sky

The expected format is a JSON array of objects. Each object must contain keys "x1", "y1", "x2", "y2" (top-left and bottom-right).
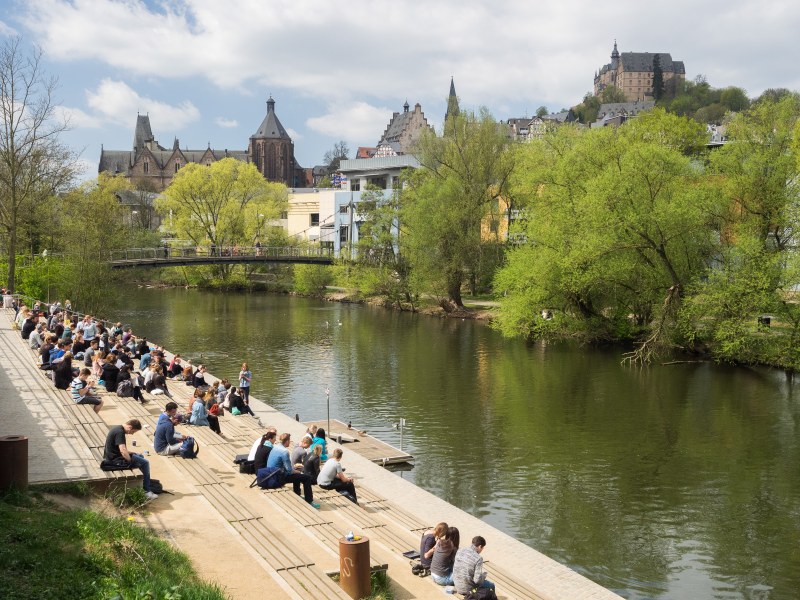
[{"x1": 2, "y1": 0, "x2": 799, "y2": 182}]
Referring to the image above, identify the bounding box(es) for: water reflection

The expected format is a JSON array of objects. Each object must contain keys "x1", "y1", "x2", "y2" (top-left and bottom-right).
[{"x1": 111, "y1": 288, "x2": 800, "y2": 599}]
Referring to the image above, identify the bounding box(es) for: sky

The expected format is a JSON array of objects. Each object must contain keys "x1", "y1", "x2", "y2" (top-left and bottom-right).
[{"x1": 2, "y1": 0, "x2": 799, "y2": 182}]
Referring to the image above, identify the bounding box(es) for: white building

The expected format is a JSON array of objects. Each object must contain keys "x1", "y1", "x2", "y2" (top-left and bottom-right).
[{"x1": 287, "y1": 189, "x2": 336, "y2": 249}]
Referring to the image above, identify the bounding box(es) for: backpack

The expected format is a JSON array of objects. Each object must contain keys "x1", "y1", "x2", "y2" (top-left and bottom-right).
[
  {"x1": 149, "y1": 479, "x2": 164, "y2": 494},
  {"x1": 410, "y1": 561, "x2": 429, "y2": 577},
  {"x1": 180, "y1": 436, "x2": 199, "y2": 459},
  {"x1": 233, "y1": 454, "x2": 256, "y2": 474},
  {"x1": 116, "y1": 379, "x2": 134, "y2": 398},
  {"x1": 250, "y1": 466, "x2": 286, "y2": 489}
]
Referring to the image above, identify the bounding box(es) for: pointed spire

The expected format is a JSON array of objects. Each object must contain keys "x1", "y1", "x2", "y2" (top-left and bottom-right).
[
  {"x1": 445, "y1": 76, "x2": 460, "y2": 124},
  {"x1": 267, "y1": 95, "x2": 275, "y2": 113},
  {"x1": 403, "y1": 99, "x2": 409, "y2": 113},
  {"x1": 611, "y1": 40, "x2": 619, "y2": 69}
]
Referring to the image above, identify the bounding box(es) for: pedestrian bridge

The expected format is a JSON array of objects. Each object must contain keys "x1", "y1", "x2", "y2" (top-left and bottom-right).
[{"x1": 109, "y1": 246, "x2": 334, "y2": 269}]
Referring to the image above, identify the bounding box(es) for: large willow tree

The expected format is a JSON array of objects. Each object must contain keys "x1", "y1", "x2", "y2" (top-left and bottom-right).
[
  {"x1": 495, "y1": 109, "x2": 724, "y2": 360},
  {"x1": 401, "y1": 108, "x2": 514, "y2": 309}
]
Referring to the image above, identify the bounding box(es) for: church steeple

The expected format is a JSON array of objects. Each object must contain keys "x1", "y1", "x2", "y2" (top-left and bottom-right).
[
  {"x1": 445, "y1": 76, "x2": 460, "y2": 123},
  {"x1": 611, "y1": 40, "x2": 620, "y2": 68}
]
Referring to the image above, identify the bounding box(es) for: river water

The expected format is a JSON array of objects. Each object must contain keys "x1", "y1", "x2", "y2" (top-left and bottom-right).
[{"x1": 110, "y1": 288, "x2": 800, "y2": 599}]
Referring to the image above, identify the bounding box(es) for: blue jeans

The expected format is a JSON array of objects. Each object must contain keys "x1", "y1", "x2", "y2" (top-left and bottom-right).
[
  {"x1": 129, "y1": 452, "x2": 152, "y2": 492},
  {"x1": 480, "y1": 579, "x2": 496, "y2": 591},
  {"x1": 432, "y1": 571, "x2": 453, "y2": 586}
]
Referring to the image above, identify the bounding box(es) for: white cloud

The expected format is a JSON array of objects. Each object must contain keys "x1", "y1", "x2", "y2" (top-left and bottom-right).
[
  {"x1": 215, "y1": 117, "x2": 238, "y2": 128},
  {"x1": 285, "y1": 127, "x2": 302, "y2": 140},
  {"x1": 306, "y1": 102, "x2": 391, "y2": 146},
  {"x1": 84, "y1": 79, "x2": 200, "y2": 130},
  {"x1": 16, "y1": 0, "x2": 800, "y2": 123}
]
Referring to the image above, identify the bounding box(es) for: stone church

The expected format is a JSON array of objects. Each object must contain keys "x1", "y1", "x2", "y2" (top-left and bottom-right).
[{"x1": 98, "y1": 97, "x2": 308, "y2": 191}]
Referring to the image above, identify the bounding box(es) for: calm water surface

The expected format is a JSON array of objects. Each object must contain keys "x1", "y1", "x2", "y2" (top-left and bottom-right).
[{"x1": 110, "y1": 288, "x2": 800, "y2": 600}]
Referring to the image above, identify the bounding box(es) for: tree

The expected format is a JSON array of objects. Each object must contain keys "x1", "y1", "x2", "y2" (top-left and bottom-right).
[
  {"x1": 536, "y1": 106, "x2": 549, "y2": 118},
  {"x1": 495, "y1": 110, "x2": 723, "y2": 360},
  {"x1": 156, "y1": 158, "x2": 287, "y2": 281},
  {"x1": 402, "y1": 108, "x2": 514, "y2": 308},
  {"x1": 573, "y1": 92, "x2": 601, "y2": 124},
  {"x1": 720, "y1": 87, "x2": 750, "y2": 112},
  {"x1": 652, "y1": 54, "x2": 665, "y2": 101},
  {"x1": 600, "y1": 85, "x2": 627, "y2": 104},
  {"x1": 0, "y1": 37, "x2": 75, "y2": 292},
  {"x1": 323, "y1": 141, "x2": 350, "y2": 175}
]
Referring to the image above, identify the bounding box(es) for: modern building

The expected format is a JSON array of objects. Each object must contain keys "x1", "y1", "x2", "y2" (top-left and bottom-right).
[
  {"x1": 98, "y1": 97, "x2": 307, "y2": 191},
  {"x1": 286, "y1": 189, "x2": 337, "y2": 250},
  {"x1": 594, "y1": 41, "x2": 685, "y2": 102}
]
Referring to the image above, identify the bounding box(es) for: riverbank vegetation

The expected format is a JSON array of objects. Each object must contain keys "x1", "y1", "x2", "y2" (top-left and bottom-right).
[{"x1": 0, "y1": 488, "x2": 226, "y2": 600}]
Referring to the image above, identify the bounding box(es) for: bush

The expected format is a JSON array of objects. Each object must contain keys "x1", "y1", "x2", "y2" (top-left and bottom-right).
[{"x1": 293, "y1": 264, "x2": 333, "y2": 295}]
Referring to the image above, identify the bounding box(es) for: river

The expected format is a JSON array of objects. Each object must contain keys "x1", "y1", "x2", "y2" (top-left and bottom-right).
[{"x1": 109, "y1": 287, "x2": 800, "y2": 599}]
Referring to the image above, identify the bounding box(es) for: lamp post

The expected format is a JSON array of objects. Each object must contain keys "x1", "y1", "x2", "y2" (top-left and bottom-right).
[
  {"x1": 42, "y1": 249, "x2": 49, "y2": 304},
  {"x1": 326, "y1": 387, "x2": 330, "y2": 437}
]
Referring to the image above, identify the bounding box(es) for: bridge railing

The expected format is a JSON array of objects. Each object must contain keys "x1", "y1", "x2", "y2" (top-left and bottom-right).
[{"x1": 109, "y1": 246, "x2": 334, "y2": 262}]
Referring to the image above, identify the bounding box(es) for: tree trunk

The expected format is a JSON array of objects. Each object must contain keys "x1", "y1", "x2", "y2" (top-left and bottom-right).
[
  {"x1": 447, "y1": 270, "x2": 463, "y2": 307},
  {"x1": 6, "y1": 222, "x2": 16, "y2": 293}
]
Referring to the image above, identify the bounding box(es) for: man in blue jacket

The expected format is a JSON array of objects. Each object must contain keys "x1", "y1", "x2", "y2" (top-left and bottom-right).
[
  {"x1": 154, "y1": 402, "x2": 186, "y2": 455},
  {"x1": 267, "y1": 433, "x2": 319, "y2": 508}
]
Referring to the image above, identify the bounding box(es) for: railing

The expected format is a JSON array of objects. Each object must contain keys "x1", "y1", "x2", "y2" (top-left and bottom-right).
[{"x1": 108, "y1": 245, "x2": 334, "y2": 266}]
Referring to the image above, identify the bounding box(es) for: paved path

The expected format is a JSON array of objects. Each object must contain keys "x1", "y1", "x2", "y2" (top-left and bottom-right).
[{"x1": 0, "y1": 314, "x2": 100, "y2": 483}]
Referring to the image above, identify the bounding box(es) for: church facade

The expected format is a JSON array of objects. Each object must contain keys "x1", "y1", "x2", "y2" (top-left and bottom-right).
[
  {"x1": 98, "y1": 97, "x2": 307, "y2": 191},
  {"x1": 594, "y1": 41, "x2": 685, "y2": 102}
]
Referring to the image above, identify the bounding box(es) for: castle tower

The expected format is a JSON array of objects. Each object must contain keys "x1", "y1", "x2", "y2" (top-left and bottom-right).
[{"x1": 445, "y1": 77, "x2": 460, "y2": 123}]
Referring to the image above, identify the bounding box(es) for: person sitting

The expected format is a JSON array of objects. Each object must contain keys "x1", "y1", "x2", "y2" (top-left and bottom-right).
[
  {"x1": 100, "y1": 354, "x2": 120, "y2": 393},
  {"x1": 310, "y1": 427, "x2": 328, "y2": 461},
  {"x1": 70, "y1": 367, "x2": 104, "y2": 413},
  {"x1": 420, "y1": 522, "x2": 449, "y2": 572},
  {"x1": 150, "y1": 365, "x2": 171, "y2": 397},
  {"x1": 190, "y1": 389, "x2": 222, "y2": 435},
  {"x1": 430, "y1": 526, "x2": 460, "y2": 586},
  {"x1": 317, "y1": 448, "x2": 358, "y2": 504},
  {"x1": 250, "y1": 429, "x2": 277, "y2": 472},
  {"x1": 227, "y1": 386, "x2": 254, "y2": 416},
  {"x1": 53, "y1": 352, "x2": 76, "y2": 390},
  {"x1": 29, "y1": 323, "x2": 45, "y2": 349},
  {"x1": 118, "y1": 365, "x2": 145, "y2": 403},
  {"x1": 267, "y1": 433, "x2": 318, "y2": 507},
  {"x1": 21, "y1": 313, "x2": 37, "y2": 340},
  {"x1": 291, "y1": 436, "x2": 311, "y2": 469},
  {"x1": 103, "y1": 419, "x2": 158, "y2": 501},
  {"x1": 207, "y1": 391, "x2": 222, "y2": 420},
  {"x1": 71, "y1": 331, "x2": 87, "y2": 359},
  {"x1": 302, "y1": 424, "x2": 318, "y2": 443},
  {"x1": 303, "y1": 444, "x2": 323, "y2": 484},
  {"x1": 452, "y1": 535, "x2": 495, "y2": 595},
  {"x1": 192, "y1": 364, "x2": 207, "y2": 388},
  {"x1": 154, "y1": 401, "x2": 187, "y2": 455},
  {"x1": 38, "y1": 333, "x2": 55, "y2": 366},
  {"x1": 167, "y1": 354, "x2": 183, "y2": 378}
]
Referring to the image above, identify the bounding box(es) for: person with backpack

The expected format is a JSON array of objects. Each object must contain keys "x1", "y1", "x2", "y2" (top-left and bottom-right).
[
  {"x1": 154, "y1": 402, "x2": 187, "y2": 455},
  {"x1": 453, "y1": 535, "x2": 496, "y2": 597}
]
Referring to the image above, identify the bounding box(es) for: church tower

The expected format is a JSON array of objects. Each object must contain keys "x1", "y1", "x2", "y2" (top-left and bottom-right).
[
  {"x1": 445, "y1": 77, "x2": 460, "y2": 123},
  {"x1": 248, "y1": 96, "x2": 297, "y2": 186}
]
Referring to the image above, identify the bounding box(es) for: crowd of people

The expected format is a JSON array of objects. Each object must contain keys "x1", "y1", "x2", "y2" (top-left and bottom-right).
[{"x1": 8, "y1": 295, "x2": 498, "y2": 596}]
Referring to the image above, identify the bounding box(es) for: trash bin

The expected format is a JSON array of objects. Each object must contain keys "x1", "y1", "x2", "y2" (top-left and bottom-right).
[
  {"x1": 0, "y1": 435, "x2": 29, "y2": 492},
  {"x1": 339, "y1": 536, "x2": 370, "y2": 599}
]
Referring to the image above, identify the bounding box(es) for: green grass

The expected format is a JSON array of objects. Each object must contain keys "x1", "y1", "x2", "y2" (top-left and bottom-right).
[{"x1": 0, "y1": 490, "x2": 227, "y2": 600}]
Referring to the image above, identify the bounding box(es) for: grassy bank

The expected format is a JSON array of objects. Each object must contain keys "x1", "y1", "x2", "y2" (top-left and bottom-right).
[{"x1": 0, "y1": 489, "x2": 226, "y2": 600}]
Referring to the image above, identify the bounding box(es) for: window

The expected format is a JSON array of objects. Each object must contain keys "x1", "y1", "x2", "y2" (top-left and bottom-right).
[
  {"x1": 351, "y1": 180, "x2": 361, "y2": 191},
  {"x1": 339, "y1": 225, "x2": 349, "y2": 244},
  {"x1": 175, "y1": 162, "x2": 180, "y2": 173},
  {"x1": 310, "y1": 213, "x2": 320, "y2": 226},
  {"x1": 143, "y1": 161, "x2": 149, "y2": 174},
  {"x1": 339, "y1": 205, "x2": 349, "y2": 214}
]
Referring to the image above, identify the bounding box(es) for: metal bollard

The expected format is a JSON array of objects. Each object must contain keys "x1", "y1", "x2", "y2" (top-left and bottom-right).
[
  {"x1": 0, "y1": 435, "x2": 29, "y2": 492},
  {"x1": 339, "y1": 536, "x2": 371, "y2": 599}
]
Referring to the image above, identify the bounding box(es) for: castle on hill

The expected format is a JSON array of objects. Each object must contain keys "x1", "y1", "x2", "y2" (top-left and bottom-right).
[{"x1": 594, "y1": 41, "x2": 685, "y2": 102}]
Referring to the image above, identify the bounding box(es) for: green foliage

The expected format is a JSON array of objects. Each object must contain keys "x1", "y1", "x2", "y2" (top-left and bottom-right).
[
  {"x1": 652, "y1": 54, "x2": 665, "y2": 101},
  {"x1": 0, "y1": 492, "x2": 226, "y2": 600},
  {"x1": 600, "y1": 85, "x2": 627, "y2": 104},
  {"x1": 495, "y1": 109, "x2": 723, "y2": 356},
  {"x1": 293, "y1": 264, "x2": 333, "y2": 295},
  {"x1": 572, "y1": 92, "x2": 601, "y2": 124},
  {"x1": 402, "y1": 108, "x2": 514, "y2": 308}
]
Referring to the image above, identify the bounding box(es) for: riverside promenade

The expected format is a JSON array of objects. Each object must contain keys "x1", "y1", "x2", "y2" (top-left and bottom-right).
[{"x1": 0, "y1": 308, "x2": 622, "y2": 600}]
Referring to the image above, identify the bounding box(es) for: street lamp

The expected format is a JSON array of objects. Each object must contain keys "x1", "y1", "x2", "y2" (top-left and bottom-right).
[{"x1": 42, "y1": 249, "x2": 50, "y2": 303}]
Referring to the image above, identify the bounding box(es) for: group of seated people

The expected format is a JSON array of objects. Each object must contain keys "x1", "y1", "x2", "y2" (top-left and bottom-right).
[
  {"x1": 419, "y1": 522, "x2": 496, "y2": 595},
  {"x1": 245, "y1": 424, "x2": 358, "y2": 509}
]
